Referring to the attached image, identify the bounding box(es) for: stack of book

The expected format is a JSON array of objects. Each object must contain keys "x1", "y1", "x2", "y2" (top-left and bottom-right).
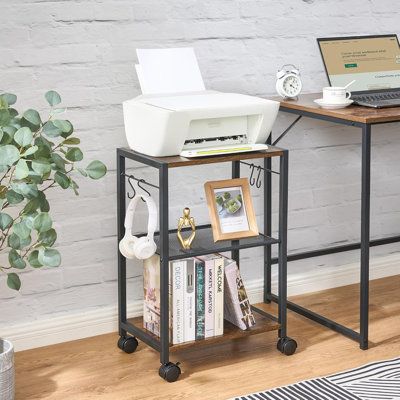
[{"x1": 143, "y1": 253, "x2": 255, "y2": 345}]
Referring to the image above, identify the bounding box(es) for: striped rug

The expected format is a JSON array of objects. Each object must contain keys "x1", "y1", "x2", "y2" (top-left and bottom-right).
[{"x1": 232, "y1": 357, "x2": 400, "y2": 400}]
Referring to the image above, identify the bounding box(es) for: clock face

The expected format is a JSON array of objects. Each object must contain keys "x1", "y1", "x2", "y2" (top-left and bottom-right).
[{"x1": 282, "y1": 75, "x2": 301, "y2": 97}]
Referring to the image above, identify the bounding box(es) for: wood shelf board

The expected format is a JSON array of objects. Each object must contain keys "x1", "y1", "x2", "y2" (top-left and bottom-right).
[
  {"x1": 128, "y1": 306, "x2": 279, "y2": 353},
  {"x1": 121, "y1": 147, "x2": 284, "y2": 168},
  {"x1": 274, "y1": 93, "x2": 400, "y2": 124}
]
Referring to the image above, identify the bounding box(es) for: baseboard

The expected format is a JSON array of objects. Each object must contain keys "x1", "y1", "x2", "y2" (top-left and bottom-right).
[{"x1": 4, "y1": 252, "x2": 400, "y2": 352}]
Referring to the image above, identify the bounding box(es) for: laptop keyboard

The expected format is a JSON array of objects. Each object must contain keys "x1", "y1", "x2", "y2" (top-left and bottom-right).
[{"x1": 353, "y1": 91, "x2": 400, "y2": 102}]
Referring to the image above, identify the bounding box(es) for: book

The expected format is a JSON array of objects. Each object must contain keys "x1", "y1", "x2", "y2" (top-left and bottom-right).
[
  {"x1": 143, "y1": 254, "x2": 161, "y2": 337},
  {"x1": 213, "y1": 256, "x2": 224, "y2": 336},
  {"x1": 197, "y1": 254, "x2": 216, "y2": 338},
  {"x1": 171, "y1": 259, "x2": 185, "y2": 344},
  {"x1": 195, "y1": 258, "x2": 205, "y2": 340},
  {"x1": 183, "y1": 258, "x2": 196, "y2": 342},
  {"x1": 223, "y1": 257, "x2": 256, "y2": 330}
]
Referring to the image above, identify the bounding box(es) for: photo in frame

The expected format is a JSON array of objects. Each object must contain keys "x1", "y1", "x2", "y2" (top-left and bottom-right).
[{"x1": 204, "y1": 178, "x2": 259, "y2": 242}]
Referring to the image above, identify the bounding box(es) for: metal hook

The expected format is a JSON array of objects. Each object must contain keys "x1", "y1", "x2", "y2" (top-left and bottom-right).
[
  {"x1": 255, "y1": 166, "x2": 262, "y2": 188},
  {"x1": 249, "y1": 164, "x2": 256, "y2": 186},
  {"x1": 137, "y1": 179, "x2": 151, "y2": 197},
  {"x1": 127, "y1": 176, "x2": 136, "y2": 199}
]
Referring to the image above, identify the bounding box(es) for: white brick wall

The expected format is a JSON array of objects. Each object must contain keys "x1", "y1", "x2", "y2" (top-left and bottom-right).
[{"x1": 1, "y1": 0, "x2": 400, "y2": 333}]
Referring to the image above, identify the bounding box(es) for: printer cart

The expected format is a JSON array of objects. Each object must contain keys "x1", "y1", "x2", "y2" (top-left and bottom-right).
[{"x1": 116, "y1": 146, "x2": 296, "y2": 382}]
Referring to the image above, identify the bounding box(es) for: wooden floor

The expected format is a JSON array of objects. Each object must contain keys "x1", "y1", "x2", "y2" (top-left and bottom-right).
[{"x1": 16, "y1": 275, "x2": 400, "y2": 400}]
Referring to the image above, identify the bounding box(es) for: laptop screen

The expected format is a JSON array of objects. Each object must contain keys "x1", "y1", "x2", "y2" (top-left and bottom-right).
[{"x1": 318, "y1": 35, "x2": 400, "y2": 92}]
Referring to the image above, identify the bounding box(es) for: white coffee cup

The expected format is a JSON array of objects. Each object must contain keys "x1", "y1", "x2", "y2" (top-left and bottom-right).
[{"x1": 323, "y1": 86, "x2": 351, "y2": 103}]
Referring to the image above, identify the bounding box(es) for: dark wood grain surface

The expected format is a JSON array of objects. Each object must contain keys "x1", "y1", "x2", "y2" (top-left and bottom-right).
[{"x1": 276, "y1": 93, "x2": 400, "y2": 124}]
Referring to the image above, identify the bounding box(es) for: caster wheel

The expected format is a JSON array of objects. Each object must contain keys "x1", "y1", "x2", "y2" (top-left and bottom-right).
[
  {"x1": 159, "y1": 362, "x2": 181, "y2": 382},
  {"x1": 277, "y1": 337, "x2": 297, "y2": 356},
  {"x1": 117, "y1": 336, "x2": 138, "y2": 354}
]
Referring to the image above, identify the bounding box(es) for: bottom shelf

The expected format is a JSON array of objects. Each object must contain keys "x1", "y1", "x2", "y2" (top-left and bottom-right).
[{"x1": 127, "y1": 305, "x2": 279, "y2": 352}]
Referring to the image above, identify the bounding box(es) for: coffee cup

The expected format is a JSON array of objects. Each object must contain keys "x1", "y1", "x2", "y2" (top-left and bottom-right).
[{"x1": 322, "y1": 86, "x2": 351, "y2": 103}]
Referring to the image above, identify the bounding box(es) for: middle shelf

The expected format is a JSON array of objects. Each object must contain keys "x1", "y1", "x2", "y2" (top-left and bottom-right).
[{"x1": 152, "y1": 225, "x2": 280, "y2": 261}]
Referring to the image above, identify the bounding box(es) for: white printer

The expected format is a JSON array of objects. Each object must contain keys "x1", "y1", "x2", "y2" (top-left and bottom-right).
[{"x1": 123, "y1": 48, "x2": 280, "y2": 158}]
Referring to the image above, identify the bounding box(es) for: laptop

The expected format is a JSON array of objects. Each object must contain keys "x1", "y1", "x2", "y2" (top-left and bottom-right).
[{"x1": 317, "y1": 35, "x2": 400, "y2": 108}]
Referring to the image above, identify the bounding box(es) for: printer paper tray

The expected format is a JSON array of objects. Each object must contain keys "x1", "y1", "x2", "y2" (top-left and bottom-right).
[{"x1": 180, "y1": 143, "x2": 269, "y2": 158}]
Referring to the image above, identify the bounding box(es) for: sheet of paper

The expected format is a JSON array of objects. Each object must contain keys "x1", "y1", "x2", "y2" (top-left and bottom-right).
[
  {"x1": 136, "y1": 48, "x2": 205, "y2": 94},
  {"x1": 135, "y1": 64, "x2": 149, "y2": 94}
]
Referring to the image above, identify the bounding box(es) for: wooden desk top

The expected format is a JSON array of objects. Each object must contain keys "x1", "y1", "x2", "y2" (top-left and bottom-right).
[{"x1": 277, "y1": 93, "x2": 400, "y2": 124}]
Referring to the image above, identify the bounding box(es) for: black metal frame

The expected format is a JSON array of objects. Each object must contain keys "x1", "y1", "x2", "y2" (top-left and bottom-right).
[
  {"x1": 117, "y1": 146, "x2": 291, "y2": 370},
  {"x1": 266, "y1": 107, "x2": 400, "y2": 350}
]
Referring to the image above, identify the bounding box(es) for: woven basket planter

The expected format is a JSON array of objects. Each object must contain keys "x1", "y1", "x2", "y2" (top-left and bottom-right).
[{"x1": 0, "y1": 338, "x2": 14, "y2": 400}]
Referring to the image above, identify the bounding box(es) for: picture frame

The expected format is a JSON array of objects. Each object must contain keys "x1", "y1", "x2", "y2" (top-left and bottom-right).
[{"x1": 204, "y1": 178, "x2": 259, "y2": 242}]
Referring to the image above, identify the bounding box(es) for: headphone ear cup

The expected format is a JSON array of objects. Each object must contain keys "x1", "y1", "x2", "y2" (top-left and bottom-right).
[
  {"x1": 133, "y1": 237, "x2": 157, "y2": 260},
  {"x1": 119, "y1": 235, "x2": 137, "y2": 259}
]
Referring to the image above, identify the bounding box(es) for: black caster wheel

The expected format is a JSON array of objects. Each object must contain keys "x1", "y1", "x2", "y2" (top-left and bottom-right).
[
  {"x1": 117, "y1": 336, "x2": 138, "y2": 354},
  {"x1": 159, "y1": 362, "x2": 181, "y2": 382},
  {"x1": 277, "y1": 337, "x2": 297, "y2": 356}
]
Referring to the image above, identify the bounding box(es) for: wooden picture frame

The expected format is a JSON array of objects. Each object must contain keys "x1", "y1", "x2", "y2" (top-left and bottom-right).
[{"x1": 204, "y1": 178, "x2": 259, "y2": 242}]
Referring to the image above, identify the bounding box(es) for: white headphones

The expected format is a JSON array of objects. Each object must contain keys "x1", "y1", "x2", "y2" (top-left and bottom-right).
[{"x1": 119, "y1": 195, "x2": 157, "y2": 260}]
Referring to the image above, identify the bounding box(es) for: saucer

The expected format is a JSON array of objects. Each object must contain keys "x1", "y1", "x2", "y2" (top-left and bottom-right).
[{"x1": 314, "y1": 98, "x2": 353, "y2": 109}]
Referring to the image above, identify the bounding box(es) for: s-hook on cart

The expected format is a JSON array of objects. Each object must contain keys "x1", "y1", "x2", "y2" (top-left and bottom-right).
[{"x1": 116, "y1": 146, "x2": 297, "y2": 382}]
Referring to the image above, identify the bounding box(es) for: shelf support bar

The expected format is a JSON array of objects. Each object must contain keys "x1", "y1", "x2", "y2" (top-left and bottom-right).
[
  {"x1": 117, "y1": 151, "x2": 127, "y2": 337},
  {"x1": 272, "y1": 115, "x2": 302, "y2": 146},
  {"x1": 159, "y1": 164, "x2": 170, "y2": 365},
  {"x1": 231, "y1": 160, "x2": 240, "y2": 265}
]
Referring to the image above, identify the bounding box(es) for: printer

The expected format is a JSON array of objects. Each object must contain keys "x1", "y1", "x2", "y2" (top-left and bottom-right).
[
  {"x1": 123, "y1": 91, "x2": 279, "y2": 157},
  {"x1": 123, "y1": 48, "x2": 280, "y2": 158}
]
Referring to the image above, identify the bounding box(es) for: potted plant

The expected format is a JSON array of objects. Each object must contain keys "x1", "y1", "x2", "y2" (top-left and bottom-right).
[{"x1": 0, "y1": 90, "x2": 107, "y2": 397}]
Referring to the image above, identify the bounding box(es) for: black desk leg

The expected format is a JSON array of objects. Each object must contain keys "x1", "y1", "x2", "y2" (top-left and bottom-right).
[
  {"x1": 159, "y1": 164, "x2": 170, "y2": 365},
  {"x1": 360, "y1": 124, "x2": 371, "y2": 350},
  {"x1": 278, "y1": 150, "x2": 289, "y2": 339},
  {"x1": 264, "y1": 135, "x2": 272, "y2": 303},
  {"x1": 117, "y1": 152, "x2": 127, "y2": 337}
]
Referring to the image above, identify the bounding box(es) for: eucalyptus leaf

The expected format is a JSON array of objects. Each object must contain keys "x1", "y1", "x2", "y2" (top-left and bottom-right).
[
  {"x1": 7, "y1": 273, "x2": 21, "y2": 290},
  {"x1": 21, "y1": 145, "x2": 38, "y2": 157},
  {"x1": 62, "y1": 137, "x2": 80, "y2": 145},
  {"x1": 51, "y1": 153, "x2": 67, "y2": 171},
  {"x1": 23, "y1": 197, "x2": 40, "y2": 214},
  {"x1": 13, "y1": 220, "x2": 31, "y2": 239},
  {"x1": 0, "y1": 212, "x2": 13, "y2": 230},
  {"x1": 38, "y1": 248, "x2": 61, "y2": 267},
  {"x1": 0, "y1": 185, "x2": 7, "y2": 198},
  {"x1": 9, "y1": 249, "x2": 26, "y2": 269},
  {"x1": 54, "y1": 171, "x2": 70, "y2": 189},
  {"x1": 38, "y1": 228, "x2": 57, "y2": 247},
  {"x1": 11, "y1": 182, "x2": 38, "y2": 199},
  {"x1": 23, "y1": 212, "x2": 38, "y2": 229},
  {"x1": 86, "y1": 160, "x2": 107, "y2": 179},
  {"x1": 0, "y1": 109, "x2": 11, "y2": 126},
  {"x1": 1, "y1": 93, "x2": 17, "y2": 106},
  {"x1": 45, "y1": 90, "x2": 61, "y2": 107},
  {"x1": 42, "y1": 121, "x2": 62, "y2": 138},
  {"x1": 0, "y1": 144, "x2": 20, "y2": 166},
  {"x1": 34, "y1": 212, "x2": 52, "y2": 232},
  {"x1": 6, "y1": 189, "x2": 24, "y2": 204},
  {"x1": 14, "y1": 127, "x2": 33, "y2": 147},
  {"x1": 37, "y1": 191, "x2": 50, "y2": 212},
  {"x1": 15, "y1": 159, "x2": 30, "y2": 179},
  {"x1": 28, "y1": 250, "x2": 42, "y2": 268},
  {"x1": 53, "y1": 119, "x2": 72, "y2": 133},
  {"x1": 32, "y1": 159, "x2": 51, "y2": 175},
  {"x1": 65, "y1": 147, "x2": 83, "y2": 162},
  {"x1": 23, "y1": 109, "x2": 41, "y2": 126}
]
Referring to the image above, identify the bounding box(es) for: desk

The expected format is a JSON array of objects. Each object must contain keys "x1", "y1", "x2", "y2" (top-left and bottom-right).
[{"x1": 265, "y1": 93, "x2": 400, "y2": 350}]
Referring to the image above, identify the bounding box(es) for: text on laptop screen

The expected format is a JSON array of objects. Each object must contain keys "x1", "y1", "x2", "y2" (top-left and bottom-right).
[{"x1": 319, "y1": 36, "x2": 400, "y2": 92}]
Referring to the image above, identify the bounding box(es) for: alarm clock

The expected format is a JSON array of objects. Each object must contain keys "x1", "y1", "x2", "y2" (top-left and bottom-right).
[{"x1": 276, "y1": 64, "x2": 302, "y2": 99}]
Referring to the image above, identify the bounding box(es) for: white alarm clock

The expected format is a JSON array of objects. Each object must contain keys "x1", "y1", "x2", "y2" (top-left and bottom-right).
[{"x1": 276, "y1": 64, "x2": 302, "y2": 99}]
